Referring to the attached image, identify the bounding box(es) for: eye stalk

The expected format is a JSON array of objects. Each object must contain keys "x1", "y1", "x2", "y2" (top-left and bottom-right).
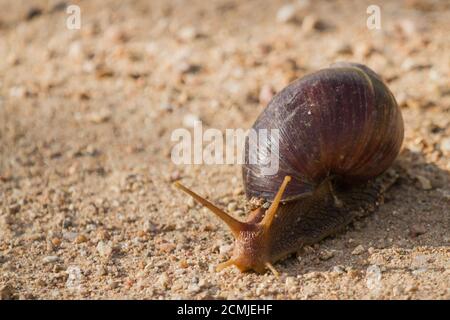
[{"x1": 173, "y1": 176, "x2": 292, "y2": 276}]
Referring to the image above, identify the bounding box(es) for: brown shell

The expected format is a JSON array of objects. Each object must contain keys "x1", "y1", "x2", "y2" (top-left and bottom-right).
[{"x1": 243, "y1": 62, "x2": 404, "y2": 201}]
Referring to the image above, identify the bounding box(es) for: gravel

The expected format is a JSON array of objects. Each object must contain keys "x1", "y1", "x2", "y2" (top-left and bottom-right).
[{"x1": 0, "y1": 0, "x2": 448, "y2": 300}]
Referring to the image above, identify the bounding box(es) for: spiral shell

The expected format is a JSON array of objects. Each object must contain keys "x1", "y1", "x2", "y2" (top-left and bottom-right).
[{"x1": 243, "y1": 62, "x2": 404, "y2": 201}]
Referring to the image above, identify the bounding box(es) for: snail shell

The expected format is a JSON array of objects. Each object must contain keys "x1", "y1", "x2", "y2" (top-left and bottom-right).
[
  {"x1": 243, "y1": 62, "x2": 404, "y2": 201},
  {"x1": 175, "y1": 62, "x2": 404, "y2": 275}
]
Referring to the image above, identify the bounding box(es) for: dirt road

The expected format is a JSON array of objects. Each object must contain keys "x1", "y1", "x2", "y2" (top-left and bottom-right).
[{"x1": 0, "y1": 0, "x2": 449, "y2": 299}]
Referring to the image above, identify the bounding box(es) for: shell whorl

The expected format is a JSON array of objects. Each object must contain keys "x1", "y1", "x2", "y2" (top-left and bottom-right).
[{"x1": 243, "y1": 63, "x2": 404, "y2": 201}]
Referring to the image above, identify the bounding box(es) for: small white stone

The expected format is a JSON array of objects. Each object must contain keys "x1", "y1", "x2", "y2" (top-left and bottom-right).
[
  {"x1": 259, "y1": 84, "x2": 275, "y2": 105},
  {"x1": 187, "y1": 197, "x2": 196, "y2": 208},
  {"x1": 366, "y1": 265, "x2": 382, "y2": 293},
  {"x1": 108, "y1": 280, "x2": 120, "y2": 289},
  {"x1": 285, "y1": 276, "x2": 296, "y2": 289},
  {"x1": 178, "y1": 27, "x2": 198, "y2": 41},
  {"x1": 352, "y1": 245, "x2": 365, "y2": 255},
  {"x1": 66, "y1": 265, "x2": 82, "y2": 290},
  {"x1": 227, "y1": 202, "x2": 238, "y2": 212},
  {"x1": 301, "y1": 15, "x2": 319, "y2": 33},
  {"x1": 156, "y1": 273, "x2": 169, "y2": 289},
  {"x1": 68, "y1": 41, "x2": 84, "y2": 60},
  {"x1": 187, "y1": 283, "x2": 200, "y2": 293},
  {"x1": 96, "y1": 241, "x2": 113, "y2": 257},
  {"x1": 276, "y1": 4, "x2": 298, "y2": 23},
  {"x1": 392, "y1": 285, "x2": 404, "y2": 296},
  {"x1": 219, "y1": 244, "x2": 232, "y2": 255},
  {"x1": 62, "y1": 231, "x2": 78, "y2": 241},
  {"x1": 416, "y1": 175, "x2": 432, "y2": 190},
  {"x1": 332, "y1": 265, "x2": 345, "y2": 274},
  {"x1": 182, "y1": 114, "x2": 201, "y2": 128},
  {"x1": 441, "y1": 138, "x2": 450, "y2": 152},
  {"x1": 42, "y1": 256, "x2": 59, "y2": 264},
  {"x1": 319, "y1": 250, "x2": 335, "y2": 260},
  {"x1": 9, "y1": 86, "x2": 26, "y2": 98}
]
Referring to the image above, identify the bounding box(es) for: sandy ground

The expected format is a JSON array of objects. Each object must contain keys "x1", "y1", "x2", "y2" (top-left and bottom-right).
[{"x1": 0, "y1": 0, "x2": 449, "y2": 300}]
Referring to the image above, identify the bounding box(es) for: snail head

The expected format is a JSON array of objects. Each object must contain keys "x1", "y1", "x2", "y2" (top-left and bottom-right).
[{"x1": 173, "y1": 176, "x2": 292, "y2": 276}]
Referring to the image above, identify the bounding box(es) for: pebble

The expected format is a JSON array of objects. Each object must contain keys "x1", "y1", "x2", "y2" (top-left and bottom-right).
[
  {"x1": 401, "y1": 58, "x2": 431, "y2": 72},
  {"x1": 9, "y1": 86, "x2": 27, "y2": 98},
  {"x1": 86, "y1": 109, "x2": 111, "y2": 124},
  {"x1": 411, "y1": 254, "x2": 430, "y2": 270},
  {"x1": 347, "y1": 269, "x2": 362, "y2": 279},
  {"x1": 276, "y1": 4, "x2": 298, "y2": 23},
  {"x1": 332, "y1": 265, "x2": 345, "y2": 274},
  {"x1": 63, "y1": 231, "x2": 78, "y2": 242},
  {"x1": 96, "y1": 241, "x2": 113, "y2": 257},
  {"x1": 179, "y1": 260, "x2": 189, "y2": 269},
  {"x1": 169, "y1": 170, "x2": 181, "y2": 182},
  {"x1": 68, "y1": 41, "x2": 84, "y2": 60},
  {"x1": 175, "y1": 61, "x2": 201, "y2": 75},
  {"x1": 96, "y1": 265, "x2": 107, "y2": 276},
  {"x1": 301, "y1": 15, "x2": 320, "y2": 33},
  {"x1": 159, "y1": 243, "x2": 176, "y2": 253},
  {"x1": 26, "y1": 7, "x2": 43, "y2": 20},
  {"x1": 258, "y1": 84, "x2": 275, "y2": 106},
  {"x1": 227, "y1": 202, "x2": 238, "y2": 212},
  {"x1": 409, "y1": 224, "x2": 427, "y2": 237},
  {"x1": 51, "y1": 2, "x2": 67, "y2": 12},
  {"x1": 108, "y1": 280, "x2": 120, "y2": 289},
  {"x1": 187, "y1": 283, "x2": 201, "y2": 294},
  {"x1": 51, "y1": 238, "x2": 61, "y2": 247},
  {"x1": 8, "y1": 204, "x2": 21, "y2": 215},
  {"x1": 353, "y1": 43, "x2": 375, "y2": 59},
  {"x1": 285, "y1": 276, "x2": 296, "y2": 290},
  {"x1": 178, "y1": 27, "x2": 199, "y2": 41},
  {"x1": 405, "y1": 284, "x2": 418, "y2": 293},
  {"x1": 97, "y1": 229, "x2": 110, "y2": 241},
  {"x1": 352, "y1": 245, "x2": 365, "y2": 255},
  {"x1": 440, "y1": 138, "x2": 450, "y2": 152},
  {"x1": 1, "y1": 215, "x2": 13, "y2": 226},
  {"x1": 219, "y1": 244, "x2": 232, "y2": 255},
  {"x1": 105, "y1": 26, "x2": 128, "y2": 43},
  {"x1": 42, "y1": 256, "x2": 59, "y2": 264},
  {"x1": 366, "y1": 265, "x2": 382, "y2": 292},
  {"x1": 412, "y1": 268, "x2": 427, "y2": 275},
  {"x1": 415, "y1": 175, "x2": 432, "y2": 190},
  {"x1": 156, "y1": 273, "x2": 169, "y2": 289},
  {"x1": 232, "y1": 187, "x2": 244, "y2": 196},
  {"x1": 143, "y1": 220, "x2": 159, "y2": 233},
  {"x1": 183, "y1": 113, "x2": 201, "y2": 128},
  {"x1": 187, "y1": 197, "x2": 196, "y2": 208},
  {"x1": 75, "y1": 234, "x2": 88, "y2": 244},
  {"x1": 333, "y1": 43, "x2": 353, "y2": 55},
  {"x1": 395, "y1": 19, "x2": 418, "y2": 38},
  {"x1": 0, "y1": 285, "x2": 13, "y2": 300},
  {"x1": 319, "y1": 250, "x2": 335, "y2": 261},
  {"x1": 392, "y1": 285, "x2": 404, "y2": 296},
  {"x1": 255, "y1": 283, "x2": 267, "y2": 295},
  {"x1": 66, "y1": 266, "x2": 82, "y2": 290},
  {"x1": 303, "y1": 271, "x2": 322, "y2": 280}
]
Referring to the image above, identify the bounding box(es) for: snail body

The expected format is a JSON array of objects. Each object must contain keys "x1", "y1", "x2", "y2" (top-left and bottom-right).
[{"x1": 175, "y1": 62, "x2": 404, "y2": 275}]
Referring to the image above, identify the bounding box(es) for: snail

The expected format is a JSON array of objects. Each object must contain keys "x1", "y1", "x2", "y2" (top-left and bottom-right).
[{"x1": 174, "y1": 62, "x2": 404, "y2": 275}]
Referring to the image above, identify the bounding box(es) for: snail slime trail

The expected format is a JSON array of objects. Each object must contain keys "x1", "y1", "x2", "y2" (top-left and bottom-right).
[{"x1": 174, "y1": 62, "x2": 404, "y2": 275}]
